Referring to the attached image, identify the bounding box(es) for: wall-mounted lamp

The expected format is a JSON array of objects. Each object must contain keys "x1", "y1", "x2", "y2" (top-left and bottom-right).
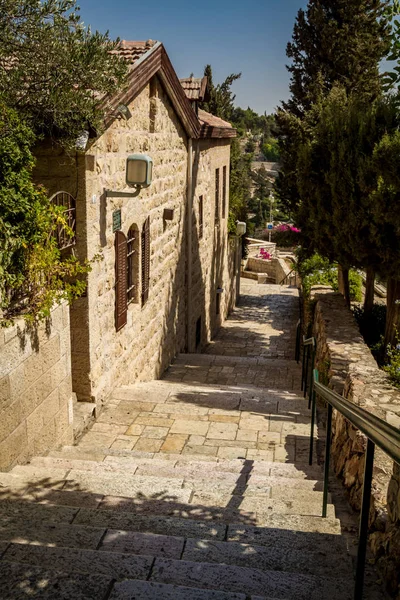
[
  {"x1": 76, "y1": 130, "x2": 89, "y2": 151},
  {"x1": 105, "y1": 154, "x2": 153, "y2": 198},
  {"x1": 126, "y1": 154, "x2": 153, "y2": 189},
  {"x1": 236, "y1": 221, "x2": 246, "y2": 236},
  {"x1": 117, "y1": 104, "x2": 132, "y2": 120}
]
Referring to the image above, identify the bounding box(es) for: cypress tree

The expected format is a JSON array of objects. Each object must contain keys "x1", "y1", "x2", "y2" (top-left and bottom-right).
[{"x1": 277, "y1": 0, "x2": 391, "y2": 213}]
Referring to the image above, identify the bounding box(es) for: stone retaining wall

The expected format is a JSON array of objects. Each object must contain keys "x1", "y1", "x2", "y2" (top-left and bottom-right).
[
  {"x1": 245, "y1": 256, "x2": 292, "y2": 285},
  {"x1": 311, "y1": 290, "x2": 400, "y2": 596},
  {"x1": 0, "y1": 303, "x2": 73, "y2": 471}
]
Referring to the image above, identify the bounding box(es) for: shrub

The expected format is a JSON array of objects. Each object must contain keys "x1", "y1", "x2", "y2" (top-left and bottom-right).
[
  {"x1": 271, "y1": 224, "x2": 301, "y2": 247},
  {"x1": 298, "y1": 252, "x2": 362, "y2": 301},
  {"x1": 0, "y1": 104, "x2": 89, "y2": 323}
]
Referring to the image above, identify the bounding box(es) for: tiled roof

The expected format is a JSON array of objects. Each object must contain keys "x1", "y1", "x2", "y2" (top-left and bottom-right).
[
  {"x1": 198, "y1": 109, "x2": 233, "y2": 129},
  {"x1": 111, "y1": 40, "x2": 157, "y2": 67},
  {"x1": 180, "y1": 76, "x2": 209, "y2": 101}
]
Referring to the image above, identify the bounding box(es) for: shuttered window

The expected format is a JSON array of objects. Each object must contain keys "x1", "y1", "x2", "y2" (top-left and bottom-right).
[
  {"x1": 127, "y1": 225, "x2": 138, "y2": 304},
  {"x1": 115, "y1": 230, "x2": 128, "y2": 331},
  {"x1": 222, "y1": 166, "x2": 227, "y2": 219},
  {"x1": 215, "y1": 168, "x2": 220, "y2": 224},
  {"x1": 199, "y1": 195, "x2": 203, "y2": 239},
  {"x1": 141, "y1": 216, "x2": 150, "y2": 305}
]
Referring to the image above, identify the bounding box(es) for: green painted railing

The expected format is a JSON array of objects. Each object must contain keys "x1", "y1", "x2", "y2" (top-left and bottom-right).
[{"x1": 304, "y1": 345, "x2": 400, "y2": 600}]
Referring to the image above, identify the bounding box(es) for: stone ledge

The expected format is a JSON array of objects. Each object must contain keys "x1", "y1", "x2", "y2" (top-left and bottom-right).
[{"x1": 312, "y1": 290, "x2": 400, "y2": 596}]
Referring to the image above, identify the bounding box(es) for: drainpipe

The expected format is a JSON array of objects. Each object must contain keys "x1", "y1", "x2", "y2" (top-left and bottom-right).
[{"x1": 186, "y1": 138, "x2": 193, "y2": 353}]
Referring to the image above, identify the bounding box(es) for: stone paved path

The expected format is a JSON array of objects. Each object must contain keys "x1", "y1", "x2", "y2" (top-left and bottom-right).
[{"x1": 0, "y1": 281, "x2": 388, "y2": 599}]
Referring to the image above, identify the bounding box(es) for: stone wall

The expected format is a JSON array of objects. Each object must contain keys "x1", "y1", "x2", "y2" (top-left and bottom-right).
[
  {"x1": 0, "y1": 303, "x2": 73, "y2": 471},
  {"x1": 82, "y1": 77, "x2": 189, "y2": 404},
  {"x1": 311, "y1": 290, "x2": 400, "y2": 596},
  {"x1": 245, "y1": 256, "x2": 292, "y2": 284},
  {"x1": 191, "y1": 139, "x2": 235, "y2": 351}
]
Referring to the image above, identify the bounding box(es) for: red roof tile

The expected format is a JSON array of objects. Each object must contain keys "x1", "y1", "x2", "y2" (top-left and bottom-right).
[
  {"x1": 111, "y1": 40, "x2": 157, "y2": 67},
  {"x1": 180, "y1": 76, "x2": 209, "y2": 101},
  {"x1": 198, "y1": 109, "x2": 233, "y2": 129}
]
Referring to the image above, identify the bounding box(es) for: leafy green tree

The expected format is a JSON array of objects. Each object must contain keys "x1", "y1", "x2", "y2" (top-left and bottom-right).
[
  {"x1": 0, "y1": 103, "x2": 88, "y2": 320},
  {"x1": 261, "y1": 138, "x2": 280, "y2": 161},
  {"x1": 202, "y1": 65, "x2": 241, "y2": 122},
  {"x1": 277, "y1": 0, "x2": 391, "y2": 213},
  {"x1": 0, "y1": 0, "x2": 128, "y2": 146}
]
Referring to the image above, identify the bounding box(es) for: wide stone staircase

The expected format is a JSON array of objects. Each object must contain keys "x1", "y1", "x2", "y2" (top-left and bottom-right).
[{"x1": 0, "y1": 283, "x2": 382, "y2": 599}]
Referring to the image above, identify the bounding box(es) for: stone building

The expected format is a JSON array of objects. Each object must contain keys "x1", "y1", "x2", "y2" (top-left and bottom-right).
[{"x1": 32, "y1": 40, "x2": 237, "y2": 410}]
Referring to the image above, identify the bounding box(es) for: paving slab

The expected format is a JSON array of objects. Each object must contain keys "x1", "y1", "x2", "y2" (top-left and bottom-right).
[
  {"x1": 73, "y1": 509, "x2": 227, "y2": 539},
  {"x1": 0, "y1": 562, "x2": 112, "y2": 599},
  {"x1": 2, "y1": 543, "x2": 153, "y2": 580},
  {"x1": 109, "y1": 579, "x2": 247, "y2": 600},
  {"x1": 150, "y1": 558, "x2": 353, "y2": 599},
  {"x1": 0, "y1": 521, "x2": 105, "y2": 549},
  {"x1": 183, "y1": 536, "x2": 352, "y2": 577}
]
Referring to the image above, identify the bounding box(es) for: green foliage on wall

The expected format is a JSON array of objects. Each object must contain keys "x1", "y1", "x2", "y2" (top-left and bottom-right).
[{"x1": 0, "y1": 103, "x2": 89, "y2": 323}]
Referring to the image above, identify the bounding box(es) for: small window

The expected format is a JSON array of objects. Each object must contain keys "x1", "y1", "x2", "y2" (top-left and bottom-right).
[
  {"x1": 196, "y1": 316, "x2": 202, "y2": 348},
  {"x1": 50, "y1": 191, "x2": 76, "y2": 250},
  {"x1": 127, "y1": 225, "x2": 139, "y2": 304},
  {"x1": 216, "y1": 292, "x2": 220, "y2": 316},
  {"x1": 199, "y1": 195, "x2": 203, "y2": 239},
  {"x1": 141, "y1": 216, "x2": 150, "y2": 306},
  {"x1": 215, "y1": 168, "x2": 220, "y2": 224},
  {"x1": 222, "y1": 166, "x2": 227, "y2": 219}
]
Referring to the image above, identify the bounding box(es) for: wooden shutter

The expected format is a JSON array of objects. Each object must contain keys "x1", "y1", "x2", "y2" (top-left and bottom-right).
[
  {"x1": 215, "y1": 168, "x2": 220, "y2": 223},
  {"x1": 115, "y1": 230, "x2": 128, "y2": 331},
  {"x1": 199, "y1": 195, "x2": 203, "y2": 239},
  {"x1": 141, "y1": 217, "x2": 150, "y2": 305},
  {"x1": 222, "y1": 166, "x2": 227, "y2": 219}
]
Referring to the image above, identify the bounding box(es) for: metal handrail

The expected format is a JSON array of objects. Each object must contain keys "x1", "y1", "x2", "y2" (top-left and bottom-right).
[
  {"x1": 301, "y1": 336, "x2": 316, "y2": 407},
  {"x1": 295, "y1": 319, "x2": 301, "y2": 363},
  {"x1": 279, "y1": 268, "x2": 297, "y2": 286},
  {"x1": 311, "y1": 369, "x2": 400, "y2": 600}
]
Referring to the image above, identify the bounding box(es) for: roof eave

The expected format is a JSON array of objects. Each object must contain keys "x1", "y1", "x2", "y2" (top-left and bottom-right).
[
  {"x1": 100, "y1": 42, "x2": 200, "y2": 139},
  {"x1": 199, "y1": 125, "x2": 237, "y2": 139}
]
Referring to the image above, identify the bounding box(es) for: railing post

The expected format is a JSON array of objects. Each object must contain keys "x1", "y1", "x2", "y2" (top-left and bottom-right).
[
  {"x1": 301, "y1": 339, "x2": 306, "y2": 391},
  {"x1": 309, "y1": 369, "x2": 318, "y2": 466},
  {"x1": 308, "y1": 344, "x2": 315, "y2": 409},
  {"x1": 354, "y1": 439, "x2": 375, "y2": 600},
  {"x1": 322, "y1": 402, "x2": 332, "y2": 518},
  {"x1": 304, "y1": 345, "x2": 310, "y2": 398}
]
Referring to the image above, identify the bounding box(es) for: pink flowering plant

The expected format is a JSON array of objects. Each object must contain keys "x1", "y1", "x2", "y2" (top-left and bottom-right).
[{"x1": 268, "y1": 224, "x2": 301, "y2": 247}]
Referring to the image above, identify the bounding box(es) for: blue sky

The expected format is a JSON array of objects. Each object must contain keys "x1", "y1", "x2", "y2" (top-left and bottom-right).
[{"x1": 78, "y1": 0, "x2": 308, "y2": 115}]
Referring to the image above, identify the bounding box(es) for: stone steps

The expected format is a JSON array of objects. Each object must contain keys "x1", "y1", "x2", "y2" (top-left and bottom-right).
[
  {"x1": 0, "y1": 522, "x2": 351, "y2": 579},
  {"x1": 0, "y1": 561, "x2": 282, "y2": 599},
  {"x1": 47, "y1": 449, "x2": 322, "y2": 479},
  {"x1": 28, "y1": 456, "x2": 325, "y2": 492}
]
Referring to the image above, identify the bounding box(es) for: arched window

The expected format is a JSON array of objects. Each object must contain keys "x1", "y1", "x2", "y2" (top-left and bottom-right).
[
  {"x1": 50, "y1": 191, "x2": 76, "y2": 250},
  {"x1": 127, "y1": 224, "x2": 139, "y2": 304}
]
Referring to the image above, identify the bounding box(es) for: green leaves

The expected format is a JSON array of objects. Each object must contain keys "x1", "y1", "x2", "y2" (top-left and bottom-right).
[
  {"x1": 0, "y1": 0, "x2": 128, "y2": 147},
  {"x1": 0, "y1": 102, "x2": 89, "y2": 322}
]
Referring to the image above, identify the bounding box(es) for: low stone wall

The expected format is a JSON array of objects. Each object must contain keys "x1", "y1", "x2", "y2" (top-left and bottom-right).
[
  {"x1": 0, "y1": 303, "x2": 73, "y2": 471},
  {"x1": 246, "y1": 257, "x2": 276, "y2": 278},
  {"x1": 245, "y1": 256, "x2": 293, "y2": 285},
  {"x1": 311, "y1": 290, "x2": 400, "y2": 596},
  {"x1": 275, "y1": 257, "x2": 291, "y2": 284}
]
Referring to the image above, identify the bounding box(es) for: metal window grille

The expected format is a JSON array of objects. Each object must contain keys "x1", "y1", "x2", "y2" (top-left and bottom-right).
[
  {"x1": 127, "y1": 225, "x2": 137, "y2": 304},
  {"x1": 50, "y1": 191, "x2": 76, "y2": 250},
  {"x1": 215, "y1": 168, "x2": 220, "y2": 224},
  {"x1": 199, "y1": 195, "x2": 203, "y2": 239},
  {"x1": 141, "y1": 216, "x2": 150, "y2": 305},
  {"x1": 222, "y1": 166, "x2": 227, "y2": 219}
]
